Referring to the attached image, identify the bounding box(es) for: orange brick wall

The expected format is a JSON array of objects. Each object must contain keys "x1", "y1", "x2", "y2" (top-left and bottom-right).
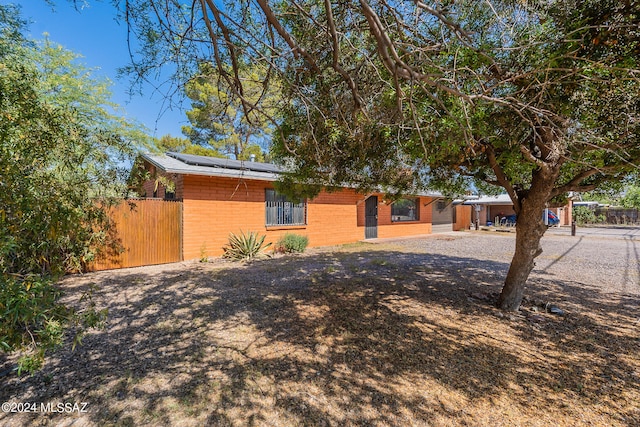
[
  {"x1": 376, "y1": 197, "x2": 434, "y2": 238},
  {"x1": 177, "y1": 176, "x2": 441, "y2": 259},
  {"x1": 302, "y1": 189, "x2": 364, "y2": 251},
  {"x1": 139, "y1": 164, "x2": 447, "y2": 259},
  {"x1": 182, "y1": 175, "x2": 265, "y2": 259},
  {"x1": 180, "y1": 176, "x2": 370, "y2": 259}
]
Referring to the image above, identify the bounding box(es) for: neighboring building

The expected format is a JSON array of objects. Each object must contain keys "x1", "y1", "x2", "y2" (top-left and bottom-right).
[
  {"x1": 138, "y1": 152, "x2": 462, "y2": 259},
  {"x1": 572, "y1": 201, "x2": 601, "y2": 209},
  {"x1": 464, "y1": 194, "x2": 516, "y2": 226},
  {"x1": 464, "y1": 194, "x2": 572, "y2": 226}
]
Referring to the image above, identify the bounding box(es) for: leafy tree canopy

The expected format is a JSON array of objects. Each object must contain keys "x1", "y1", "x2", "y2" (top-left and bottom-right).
[
  {"x1": 182, "y1": 62, "x2": 278, "y2": 162},
  {"x1": 119, "y1": 0, "x2": 639, "y2": 310},
  {"x1": 621, "y1": 186, "x2": 640, "y2": 209},
  {"x1": 0, "y1": 3, "x2": 149, "y2": 373},
  {"x1": 154, "y1": 134, "x2": 225, "y2": 158}
]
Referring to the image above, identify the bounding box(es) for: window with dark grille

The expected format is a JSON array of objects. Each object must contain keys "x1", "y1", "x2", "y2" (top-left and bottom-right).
[
  {"x1": 265, "y1": 189, "x2": 306, "y2": 226},
  {"x1": 391, "y1": 198, "x2": 419, "y2": 222},
  {"x1": 437, "y1": 200, "x2": 447, "y2": 211}
]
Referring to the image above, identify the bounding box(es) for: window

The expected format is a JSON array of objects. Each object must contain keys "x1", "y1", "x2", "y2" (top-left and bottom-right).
[
  {"x1": 265, "y1": 189, "x2": 306, "y2": 226},
  {"x1": 392, "y1": 198, "x2": 419, "y2": 222},
  {"x1": 436, "y1": 200, "x2": 447, "y2": 211}
]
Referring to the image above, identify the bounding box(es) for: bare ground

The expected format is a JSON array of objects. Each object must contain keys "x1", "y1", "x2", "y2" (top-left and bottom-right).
[{"x1": 1, "y1": 232, "x2": 639, "y2": 426}]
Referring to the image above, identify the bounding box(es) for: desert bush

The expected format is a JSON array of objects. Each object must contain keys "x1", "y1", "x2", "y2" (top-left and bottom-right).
[
  {"x1": 0, "y1": 275, "x2": 107, "y2": 374},
  {"x1": 222, "y1": 231, "x2": 272, "y2": 261},
  {"x1": 275, "y1": 233, "x2": 309, "y2": 254},
  {"x1": 0, "y1": 6, "x2": 136, "y2": 373},
  {"x1": 573, "y1": 206, "x2": 598, "y2": 225}
]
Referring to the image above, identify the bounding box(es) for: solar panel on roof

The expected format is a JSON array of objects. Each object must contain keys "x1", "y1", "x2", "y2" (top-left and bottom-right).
[{"x1": 166, "y1": 152, "x2": 281, "y2": 173}]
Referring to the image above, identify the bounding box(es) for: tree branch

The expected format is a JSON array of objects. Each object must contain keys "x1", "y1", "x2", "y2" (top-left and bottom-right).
[
  {"x1": 324, "y1": 0, "x2": 363, "y2": 110},
  {"x1": 486, "y1": 144, "x2": 520, "y2": 212},
  {"x1": 519, "y1": 144, "x2": 548, "y2": 169},
  {"x1": 203, "y1": 0, "x2": 249, "y2": 115},
  {"x1": 550, "y1": 168, "x2": 602, "y2": 197},
  {"x1": 254, "y1": 0, "x2": 321, "y2": 73}
]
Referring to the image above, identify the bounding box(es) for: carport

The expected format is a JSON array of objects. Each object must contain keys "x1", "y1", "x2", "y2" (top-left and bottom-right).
[{"x1": 464, "y1": 195, "x2": 516, "y2": 226}]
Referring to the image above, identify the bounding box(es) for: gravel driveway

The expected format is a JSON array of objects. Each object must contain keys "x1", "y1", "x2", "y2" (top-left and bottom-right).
[{"x1": 373, "y1": 228, "x2": 640, "y2": 296}]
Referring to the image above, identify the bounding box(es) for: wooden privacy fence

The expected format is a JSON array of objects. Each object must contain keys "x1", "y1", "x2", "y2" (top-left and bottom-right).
[
  {"x1": 453, "y1": 205, "x2": 472, "y2": 231},
  {"x1": 90, "y1": 199, "x2": 182, "y2": 271}
]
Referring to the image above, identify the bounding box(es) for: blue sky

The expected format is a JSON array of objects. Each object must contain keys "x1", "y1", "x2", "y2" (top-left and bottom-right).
[{"x1": 14, "y1": 0, "x2": 188, "y2": 139}]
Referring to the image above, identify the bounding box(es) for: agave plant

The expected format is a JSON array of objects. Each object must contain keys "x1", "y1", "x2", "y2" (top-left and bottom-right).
[{"x1": 222, "y1": 231, "x2": 272, "y2": 261}]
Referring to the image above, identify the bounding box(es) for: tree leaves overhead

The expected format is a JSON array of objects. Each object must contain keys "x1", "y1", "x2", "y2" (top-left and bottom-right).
[
  {"x1": 121, "y1": 0, "x2": 639, "y2": 195},
  {"x1": 121, "y1": 0, "x2": 639, "y2": 310},
  {"x1": 153, "y1": 134, "x2": 225, "y2": 158},
  {"x1": 182, "y1": 62, "x2": 277, "y2": 161}
]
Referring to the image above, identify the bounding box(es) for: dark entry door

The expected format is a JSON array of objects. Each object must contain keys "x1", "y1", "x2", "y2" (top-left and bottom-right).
[{"x1": 365, "y1": 196, "x2": 378, "y2": 239}]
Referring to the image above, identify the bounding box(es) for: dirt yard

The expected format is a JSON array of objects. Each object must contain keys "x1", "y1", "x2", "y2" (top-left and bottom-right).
[{"x1": 1, "y1": 232, "x2": 639, "y2": 426}]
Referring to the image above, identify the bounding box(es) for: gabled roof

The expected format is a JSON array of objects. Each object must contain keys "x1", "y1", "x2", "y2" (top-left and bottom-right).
[{"x1": 142, "y1": 152, "x2": 281, "y2": 182}]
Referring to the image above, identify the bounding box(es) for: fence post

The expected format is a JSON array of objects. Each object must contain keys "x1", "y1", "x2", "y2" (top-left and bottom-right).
[{"x1": 571, "y1": 220, "x2": 576, "y2": 236}]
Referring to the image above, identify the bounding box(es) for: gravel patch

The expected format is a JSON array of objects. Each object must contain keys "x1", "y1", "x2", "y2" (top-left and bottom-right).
[
  {"x1": 1, "y1": 230, "x2": 638, "y2": 426},
  {"x1": 373, "y1": 230, "x2": 640, "y2": 296}
]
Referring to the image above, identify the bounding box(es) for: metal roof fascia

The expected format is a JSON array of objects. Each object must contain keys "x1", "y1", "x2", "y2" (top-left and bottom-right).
[{"x1": 169, "y1": 168, "x2": 278, "y2": 182}]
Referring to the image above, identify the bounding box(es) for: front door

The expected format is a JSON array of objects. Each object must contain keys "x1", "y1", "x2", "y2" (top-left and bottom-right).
[{"x1": 365, "y1": 196, "x2": 378, "y2": 239}]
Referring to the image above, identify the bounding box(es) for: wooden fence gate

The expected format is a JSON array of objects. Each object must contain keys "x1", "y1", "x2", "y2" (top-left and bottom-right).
[
  {"x1": 453, "y1": 205, "x2": 472, "y2": 231},
  {"x1": 90, "y1": 199, "x2": 182, "y2": 271}
]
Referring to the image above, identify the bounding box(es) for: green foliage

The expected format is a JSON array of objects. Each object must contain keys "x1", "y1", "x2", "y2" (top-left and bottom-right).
[
  {"x1": 621, "y1": 186, "x2": 640, "y2": 209},
  {"x1": 222, "y1": 231, "x2": 272, "y2": 261},
  {"x1": 0, "y1": 274, "x2": 107, "y2": 374},
  {"x1": 0, "y1": 5, "x2": 143, "y2": 372},
  {"x1": 275, "y1": 233, "x2": 309, "y2": 254},
  {"x1": 576, "y1": 189, "x2": 621, "y2": 206},
  {"x1": 154, "y1": 134, "x2": 189, "y2": 152},
  {"x1": 572, "y1": 206, "x2": 605, "y2": 225},
  {"x1": 182, "y1": 62, "x2": 277, "y2": 161},
  {"x1": 274, "y1": 1, "x2": 639, "y2": 201},
  {"x1": 0, "y1": 275, "x2": 64, "y2": 369},
  {"x1": 154, "y1": 134, "x2": 224, "y2": 158},
  {"x1": 273, "y1": 175, "x2": 324, "y2": 201}
]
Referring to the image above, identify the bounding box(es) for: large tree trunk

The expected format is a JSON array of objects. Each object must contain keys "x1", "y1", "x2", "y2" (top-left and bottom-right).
[
  {"x1": 497, "y1": 203, "x2": 547, "y2": 310},
  {"x1": 497, "y1": 166, "x2": 559, "y2": 311}
]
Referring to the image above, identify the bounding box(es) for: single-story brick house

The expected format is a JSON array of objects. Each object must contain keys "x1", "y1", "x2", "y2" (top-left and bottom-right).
[{"x1": 139, "y1": 152, "x2": 465, "y2": 259}]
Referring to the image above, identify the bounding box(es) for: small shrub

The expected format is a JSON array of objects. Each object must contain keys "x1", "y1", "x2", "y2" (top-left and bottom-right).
[
  {"x1": 199, "y1": 242, "x2": 208, "y2": 263},
  {"x1": 275, "y1": 233, "x2": 309, "y2": 254},
  {"x1": 223, "y1": 231, "x2": 272, "y2": 261},
  {"x1": 573, "y1": 206, "x2": 597, "y2": 225},
  {"x1": 0, "y1": 275, "x2": 107, "y2": 374}
]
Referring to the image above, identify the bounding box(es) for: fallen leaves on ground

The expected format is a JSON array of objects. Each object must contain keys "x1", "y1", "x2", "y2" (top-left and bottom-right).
[{"x1": 1, "y1": 240, "x2": 638, "y2": 426}]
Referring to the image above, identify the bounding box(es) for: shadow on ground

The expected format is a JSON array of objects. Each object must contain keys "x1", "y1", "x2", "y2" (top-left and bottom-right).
[{"x1": 1, "y1": 247, "x2": 638, "y2": 426}]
